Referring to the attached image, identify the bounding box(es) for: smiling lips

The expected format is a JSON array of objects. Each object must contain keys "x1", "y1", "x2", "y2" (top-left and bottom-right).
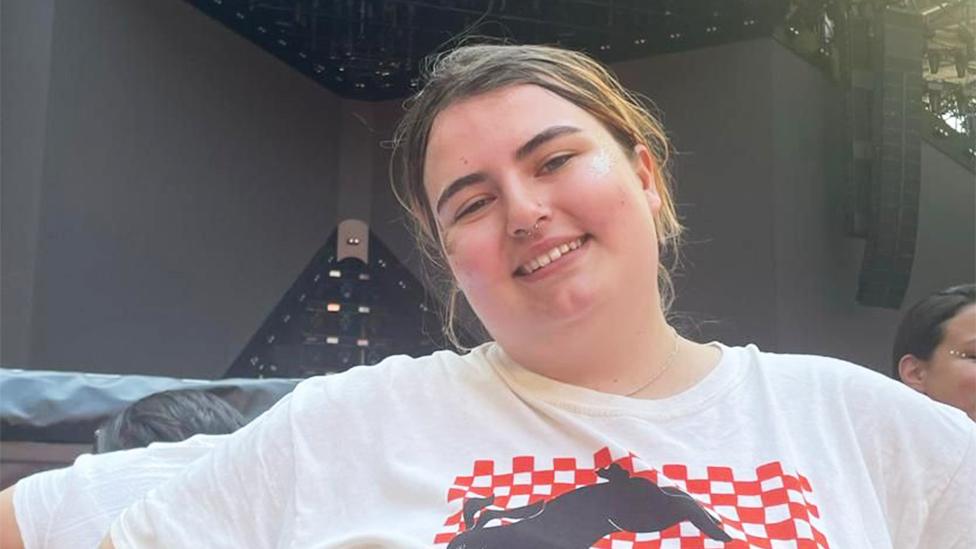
[{"x1": 515, "y1": 236, "x2": 588, "y2": 276}]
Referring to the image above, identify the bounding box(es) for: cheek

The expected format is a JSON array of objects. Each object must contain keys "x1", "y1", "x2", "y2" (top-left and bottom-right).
[
  {"x1": 565, "y1": 159, "x2": 628, "y2": 208},
  {"x1": 946, "y1": 368, "x2": 976, "y2": 412},
  {"x1": 566, "y1": 172, "x2": 648, "y2": 236},
  {"x1": 955, "y1": 367, "x2": 976, "y2": 394},
  {"x1": 443, "y1": 229, "x2": 503, "y2": 292},
  {"x1": 929, "y1": 360, "x2": 976, "y2": 399}
]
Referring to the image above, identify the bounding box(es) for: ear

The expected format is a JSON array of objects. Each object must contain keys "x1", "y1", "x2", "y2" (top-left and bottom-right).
[
  {"x1": 897, "y1": 354, "x2": 929, "y2": 394},
  {"x1": 632, "y1": 144, "x2": 661, "y2": 214}
]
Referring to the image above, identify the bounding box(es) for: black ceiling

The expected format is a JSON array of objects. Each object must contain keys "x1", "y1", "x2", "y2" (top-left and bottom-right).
[{"x1": 188, "y1": 0, "x2": 788, "y2": 101}]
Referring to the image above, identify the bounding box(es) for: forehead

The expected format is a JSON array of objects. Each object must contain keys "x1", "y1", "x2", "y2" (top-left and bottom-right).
[
  {"x1": 944, "y1": 304, "x2": 976, "y2": 339},
  {"x1": 423, "y1": 85, "x2": 606, "y2": 182}
]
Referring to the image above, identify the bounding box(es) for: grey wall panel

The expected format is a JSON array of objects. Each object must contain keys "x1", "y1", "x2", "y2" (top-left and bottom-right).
[
  {"x1": 910, "y1": 144, "x2": 976, "y2": 293},
  {"x1": 1, "y1": 0, "x2": 57, "y2": 367},
  {"x1": 613, "y1": 39, "x2": 780, "y2": 350},
  {"x1": 23, "y1": 0, "x2": 342, "y2": 378}
]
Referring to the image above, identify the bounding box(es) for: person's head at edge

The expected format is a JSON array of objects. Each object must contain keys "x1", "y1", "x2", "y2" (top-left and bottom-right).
[
  {"x1": 893, "y1": 283, "x2": 976, "y2": 420},
  {"x1": 95, "y1": 389, "x2": 246, "y2": 453},
  {"x1": 390, "y1": 43, "x2": 720, "y2": 394}
]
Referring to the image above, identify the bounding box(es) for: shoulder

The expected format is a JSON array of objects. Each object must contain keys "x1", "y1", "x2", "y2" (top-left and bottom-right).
[
  {"x1": 730, "y1": 344, "x2": 932, "y2": 407},
  {"x1": 286, "y1": 345, "x2": 493, "y2": 409},
  {"x1": 731, "y1": 344, "x2": 885, "y2": 381},
  {"x1": 252, "y1": 346, "x2": 499, "y2": 441},
  {"x1": 729, "y1": 344, "x2": 974, "y2": 473}
]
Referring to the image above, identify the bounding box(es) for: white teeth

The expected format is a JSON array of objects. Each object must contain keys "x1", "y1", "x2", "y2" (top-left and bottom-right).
[{"x1": 518, "y1": 237, "x2": 586, "y2": 275}]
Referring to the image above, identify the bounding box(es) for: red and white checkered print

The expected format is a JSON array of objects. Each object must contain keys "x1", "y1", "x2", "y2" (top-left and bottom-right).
[{"x1": 433, "y1": 447, "x2": 829, "y2": 548}]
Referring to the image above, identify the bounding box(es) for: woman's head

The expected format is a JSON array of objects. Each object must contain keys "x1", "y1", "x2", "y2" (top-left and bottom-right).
[
  {"x1": 392, "y1": 43, "x2": 682, "y2": 349},
  {"x1": 893, "y1": 284, "x2": 976, "y2": 420}
]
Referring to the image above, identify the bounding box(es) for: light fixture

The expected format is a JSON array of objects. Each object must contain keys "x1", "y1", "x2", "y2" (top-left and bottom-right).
[
  {"x1": 927, "y1": 50, "x2": 941, "y2": 74},
  {"x1": 953, "y1": 50, "x2": 967, "y2": 78}
]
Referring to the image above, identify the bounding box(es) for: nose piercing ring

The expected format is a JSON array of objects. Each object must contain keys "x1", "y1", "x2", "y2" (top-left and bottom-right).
[{"x1": 514, "y1": 221, "x2": 542, "y2": 238}]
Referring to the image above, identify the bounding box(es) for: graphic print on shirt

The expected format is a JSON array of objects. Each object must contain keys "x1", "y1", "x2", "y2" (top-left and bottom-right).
[
  {"x1": 444, "y1": 462, "x2": 731, "y2": 548},
  {"x1": 434, "y1": 447, "x2": 830, "y2": 548}
]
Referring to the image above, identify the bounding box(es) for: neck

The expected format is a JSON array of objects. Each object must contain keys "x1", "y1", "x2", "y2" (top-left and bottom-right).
[{"x1": 505, "y1": 300, "x2": 704, "y2": 397}]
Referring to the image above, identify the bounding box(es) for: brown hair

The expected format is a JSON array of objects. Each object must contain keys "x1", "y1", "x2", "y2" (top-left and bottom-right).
[{"x1": 391, "y1": 43, "x2": 683, "y2": 348}]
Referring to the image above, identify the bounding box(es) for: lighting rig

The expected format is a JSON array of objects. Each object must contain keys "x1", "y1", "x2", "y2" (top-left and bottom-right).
[{"x1": 189, "y1": 0, "x2": 787, "y2": 101}]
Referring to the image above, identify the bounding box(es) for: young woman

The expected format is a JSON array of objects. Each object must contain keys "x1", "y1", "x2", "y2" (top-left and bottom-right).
[
  {"x1": 102, "y1": 44, "x2": 974, "y2": 548},
  {"x1": 894, "y1": 284, "x2": 976, "y2": 421}
]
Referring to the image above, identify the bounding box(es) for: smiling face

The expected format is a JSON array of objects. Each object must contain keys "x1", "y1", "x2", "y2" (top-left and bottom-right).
[{"x1": 423, "y1": 84, "x2": 663, "y2": 362}]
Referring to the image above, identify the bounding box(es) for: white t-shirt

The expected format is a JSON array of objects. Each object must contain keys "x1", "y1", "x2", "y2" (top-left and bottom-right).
[
  {"x1": 13, "y1": 434, "x2": 222, "y2": 549},
  {"x1": 111, "y1": 344, "x2": 975, "y2": 548}
]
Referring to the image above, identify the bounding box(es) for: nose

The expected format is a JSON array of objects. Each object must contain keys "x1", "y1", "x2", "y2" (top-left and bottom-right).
[{"x1": 505, "y1": 183, "x2": 551, "y2": 238}]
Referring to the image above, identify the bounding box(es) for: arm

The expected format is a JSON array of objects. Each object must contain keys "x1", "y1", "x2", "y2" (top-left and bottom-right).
[
  {"x1": 916, "y1": 422, "x2": 976, "y2": 548},
  {"x1": 104, "y1": 389, "x2": 301, "y2": 547},
  {"x1": 0, "y1": 485, "x2": 25, "y2": 549}
]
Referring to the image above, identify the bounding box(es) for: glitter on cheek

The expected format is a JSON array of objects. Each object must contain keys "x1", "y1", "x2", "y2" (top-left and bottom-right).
[{"x1": 588, "y1": 147, "x2": 614, "y2": 178}]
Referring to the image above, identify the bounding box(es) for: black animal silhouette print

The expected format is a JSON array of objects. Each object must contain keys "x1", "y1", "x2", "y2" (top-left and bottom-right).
[{"x1": 446, "y1": 463, "x2": 732, "y2": 548}]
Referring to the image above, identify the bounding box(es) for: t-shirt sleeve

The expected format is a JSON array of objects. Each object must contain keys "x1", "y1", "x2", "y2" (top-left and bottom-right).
[
  {"x1": 849, "y1": 370, "x2": 976, "y2": 548},
  {"x1": 108, "y1": 392, "x2": 299, "y2": 548},
  {"x1": 14, "y1": 465, "x2": 71, "y2": 549},
  {"x1": 14, "y1": 438, "x2": 222, "y2": 549},
  {"x1": 915, "y1": 421, "x2": 976, "y2": 548},
  {"x1": 793, "y1": 354, "x2": 976, "y2": 547}
]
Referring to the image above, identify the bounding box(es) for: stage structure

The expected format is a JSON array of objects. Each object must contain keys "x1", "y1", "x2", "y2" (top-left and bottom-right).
[
  {"x1": 224, "y1": 220, "x2": 445, "y2": 378},
  {"x1": 187, "y1": 0, "x2": 788, "y2": 101},
  {"x1": 773, "y1": 0, "x2": 973, "y2": 308}
]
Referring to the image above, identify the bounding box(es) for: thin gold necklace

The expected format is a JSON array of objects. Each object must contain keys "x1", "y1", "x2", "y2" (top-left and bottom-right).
[{"x1": 626, "y1": 327, "x2": 680, "y2": 397}]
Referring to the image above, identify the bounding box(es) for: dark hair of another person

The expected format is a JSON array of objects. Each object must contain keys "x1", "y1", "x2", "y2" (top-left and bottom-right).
[
  {"x1": 95, "y1": 389, "x2": 246, "y2": 453},
  {"x1": 892, "y1": 284, "x2": 976, "y2": 378}
]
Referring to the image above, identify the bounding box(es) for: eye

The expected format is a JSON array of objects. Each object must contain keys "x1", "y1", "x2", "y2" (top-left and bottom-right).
[
  {"x1": 538, "y1": 154, "x2": 573, "y2": 175},
  {"x1": 454, "y1": 197, "x2": 493, "y2": 221}
]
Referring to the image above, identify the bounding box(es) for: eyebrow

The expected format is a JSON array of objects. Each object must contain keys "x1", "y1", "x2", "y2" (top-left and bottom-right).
[
  {"x1": 515, "y1": 125, "x2": 581, "y2": 161},
  {"x1": 434, "y1": 125, "x2": 582, "y2": 214},
  {"x1": 435, "y1": 171, "x2": 487, "y2": 214}
]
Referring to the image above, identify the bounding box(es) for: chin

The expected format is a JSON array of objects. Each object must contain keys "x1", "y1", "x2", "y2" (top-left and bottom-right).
[{"x1": 537, "y1": 283, "x2": 602, "y2": 324}]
